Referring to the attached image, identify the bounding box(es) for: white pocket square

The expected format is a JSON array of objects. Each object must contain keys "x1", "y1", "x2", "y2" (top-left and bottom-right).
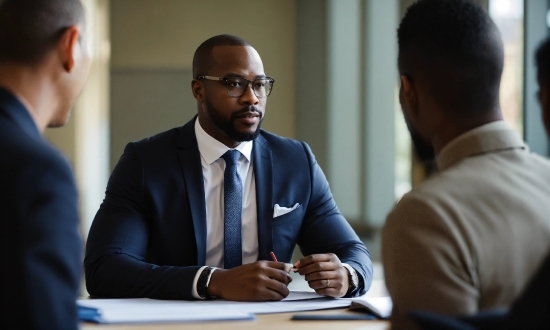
[{"x1": 273, "y1": 203, "x2": 301, "y2": 218}]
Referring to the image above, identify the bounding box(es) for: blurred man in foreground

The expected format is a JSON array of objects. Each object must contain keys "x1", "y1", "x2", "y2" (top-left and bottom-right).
[
  {"x1": 0, "y1": 0, "x2": 91, "y2": 328},
  {"x1": 536, "y1": 36, "x2": 550, "y2": 137},
  {"x1": 382, "y1": 0, "x2": 550, "y2": 329}
]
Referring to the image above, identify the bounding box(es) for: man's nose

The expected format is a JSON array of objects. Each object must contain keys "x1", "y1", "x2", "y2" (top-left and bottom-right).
[{"x1": 239, "y1": 82, "x2": 260, "y2": 105}]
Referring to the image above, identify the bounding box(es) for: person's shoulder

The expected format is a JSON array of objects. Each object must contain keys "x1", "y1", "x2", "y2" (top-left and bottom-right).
[
  {"x1": 389, "y1": 187, "x2": 437, "y2": 220},
  {"x1": 0, "y1": 123, "x2": 71, "y2": 173},
  {"x1": 257, "y1": 129, "x2": 309, "y2": 152},
  {"x1": 0, "y1": 127, "x2": 75, "y2": 206},
  {"x1": 525, "y1": 149, "x2": 550, "y2": 169},
  {"x1": 129, "y1": 118, "x2": 197, "y2": 153},
  {"x1": 385, "y1": 176, "x2": 456, "y2": 235},
  {"x1": 132, "y1": 126, "x2": 182, "y2": 148}
]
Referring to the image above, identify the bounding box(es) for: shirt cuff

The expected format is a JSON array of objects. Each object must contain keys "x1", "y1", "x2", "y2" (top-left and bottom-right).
[
  {"x1": 192, "y1": 266, "x2": 218, "y2": 299},
  {"x1": 192, "y1": 266, "x2": 208, "y2": 299}
]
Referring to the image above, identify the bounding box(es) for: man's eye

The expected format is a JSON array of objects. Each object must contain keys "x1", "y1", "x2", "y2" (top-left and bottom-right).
[
  {"x1": 254, "y1": 81, "x2": 267, "y2": 89},
  {"x1": 228, "y1": 80, "x2": 243, "y2": 88}
]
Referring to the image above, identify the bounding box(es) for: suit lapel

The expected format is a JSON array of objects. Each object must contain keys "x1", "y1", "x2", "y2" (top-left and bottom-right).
[
  {"x1": 252, "y1": 133, "x2": 274, "y2": 261},
  {"x1": 176, "y1": 116, "x2": 207, "y2": 265}
]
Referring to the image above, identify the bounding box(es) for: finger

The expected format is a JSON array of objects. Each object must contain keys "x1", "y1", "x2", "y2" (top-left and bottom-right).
[
  {"x1": 298, "y1": 253, "x2": 340, "y2": 275},
  {"x1": 310, "y1": 278, "x2": 346, "y2": 298},
  {"x1": 265, "y1": 278, "x2": 290, "y2": 300},
  {"x1": 304, "y1": 270, "x2": 333, "y2": 283},
  {"x1": 266, "y1": 267, "x2": 293, "y2": 285},
  {"x1": 253, "y1": 286, "x2": 286, "y2": 301},
  {"x1": 264, "y1": 261, "x2": 294, "y2": 283},
  {"x1": 297, "y1": 254, "x2": 332, "y2": 269},
  {"x1": 314, "y1": 287, "x2": 342, "y2": 298},
  {"x1": 265, "y1": 261, "x2": 289, "y2": 271},
  {"x1": 298, "y1": 260, "x2": 339, "y2": 276},
  {"x1": 308, "y1": 278, "x2": 333, "y2": 291}
]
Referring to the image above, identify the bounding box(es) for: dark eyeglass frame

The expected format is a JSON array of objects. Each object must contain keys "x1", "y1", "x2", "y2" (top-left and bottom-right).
[{"x1": 198, "y1": 75, "x2": 275, "y2": 98}]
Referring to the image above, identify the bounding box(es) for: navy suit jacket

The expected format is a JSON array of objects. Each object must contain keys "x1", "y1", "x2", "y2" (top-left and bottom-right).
[
  {"x1": 0, "y1": 88, "x2": 81, "y2": 329},
  {"x1": 85, "y1": 117, "x2": 373, "y2": 300}
]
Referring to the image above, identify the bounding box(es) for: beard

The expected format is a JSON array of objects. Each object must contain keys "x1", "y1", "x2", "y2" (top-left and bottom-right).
[
  {"x1": 403, "y1": 113, "x2": 436, "y2": 163},
  {"x1": 205, "y1": 100, "x2": 263, "y2": 142}
]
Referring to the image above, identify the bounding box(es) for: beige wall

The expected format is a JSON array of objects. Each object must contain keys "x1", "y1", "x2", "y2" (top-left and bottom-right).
[
  {"x1": 110, "y1": 0, "x2": 297, "y2": 139},
  {"x1": 45, "y1": 0, "x2": 111, "y2": 239}
]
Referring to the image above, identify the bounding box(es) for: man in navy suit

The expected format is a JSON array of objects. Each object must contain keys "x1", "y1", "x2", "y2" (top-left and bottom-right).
[
  {"x1": 85, "y1": 34, "x2": 372, "y2": 301},
  {"x1": 0, "y1": 0, "x2": 91, "y2": 329}
]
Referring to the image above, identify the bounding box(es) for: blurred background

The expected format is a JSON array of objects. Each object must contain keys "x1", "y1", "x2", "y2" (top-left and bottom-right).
[{"x1": 45, "y1": 0, "x2": 550, "y2": 266}]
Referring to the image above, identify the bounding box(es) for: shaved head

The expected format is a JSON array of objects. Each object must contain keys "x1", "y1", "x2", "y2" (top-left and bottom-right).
[
  {"x1": 398, "y1": 0, "x2": 504, "y2": 118},
  {"x1": 192, "y1": 34, "x2": 252, "y2": 78},
  {"x1": 0, "y1": 0, "x2": 85, "y2": 65}
]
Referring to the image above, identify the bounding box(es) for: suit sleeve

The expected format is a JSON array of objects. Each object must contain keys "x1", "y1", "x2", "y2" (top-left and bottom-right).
[
  {"x1": 381, "y1": 194, "x2": 479, "y2": 330},
  {"x1": 297, "y1": 142, "x2": 373, "y2": 297},
  {"x1": 12, "y1": 155, "x2": 81, "y2": 330},
  {"x1": 84, "y1": 143, "x2": 201, "y2": 299}
]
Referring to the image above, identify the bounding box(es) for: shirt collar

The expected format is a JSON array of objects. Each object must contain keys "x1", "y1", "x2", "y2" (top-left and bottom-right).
[
  {"x1": 436, "y1": 121, "x2": 527, "y2": 171},
  {"x1": 194, "y1": 117, "x2": 253, "y2": 165}
]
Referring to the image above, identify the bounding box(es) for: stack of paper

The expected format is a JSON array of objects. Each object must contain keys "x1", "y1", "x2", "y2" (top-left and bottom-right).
[
  {"x1": 78, "y1": 299, "x2": 254, "y2": 324},
  {"x1": 78, "y1": 291, "x2": 391, "y2": 324},
  {"x1": 348, "y1": 296, "x2": 392, "y2": 319},
  {"x1": 77, "y1": 291, "x2": 345, "y2": 324}
]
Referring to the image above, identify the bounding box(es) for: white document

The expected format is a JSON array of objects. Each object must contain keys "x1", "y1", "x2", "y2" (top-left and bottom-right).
[
  {"x1": 347, "y1": 296, "x2": 392, "y2": 319},
  {"x1": 78, "y1": 291, "x2": 351, "y2": 324},
  {"x1": 254, "y1": 298, "x2": 350, "y2": 314},
  {"x1": 202, "y1": 296, "x2": 350, "y2": 314},
  {"x1": 78, "y1": 298, "x2": 254, "y2": 324},
  {"x1": 282, "y1": 290, "x2": 324, "y2": 301}
]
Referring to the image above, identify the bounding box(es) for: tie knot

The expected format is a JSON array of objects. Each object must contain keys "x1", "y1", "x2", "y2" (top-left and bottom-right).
[{"x1": 222, "y1": 149, "x2": 240, "y2": 166}]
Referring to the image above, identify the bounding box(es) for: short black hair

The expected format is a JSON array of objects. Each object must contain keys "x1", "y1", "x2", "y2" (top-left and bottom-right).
[
  {"x1": 536, "y1": 36, "x2": 550, "y2": 87},
  {"x1": 398, "y1": 0, "x2": 503, "y2": 116},
  {"x1": 0, "y1": 0, "x2": 85, "y2": 65},
  {"x1": 192, "y1": 34, "x2": 252, "y2": 78}
]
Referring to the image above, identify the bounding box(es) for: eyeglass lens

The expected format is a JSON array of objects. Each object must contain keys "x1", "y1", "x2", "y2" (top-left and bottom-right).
[{"x1": 226, "y1": 78, "x2": 273, "y2": 98}]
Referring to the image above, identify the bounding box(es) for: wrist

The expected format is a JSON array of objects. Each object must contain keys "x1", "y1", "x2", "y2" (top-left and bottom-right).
[
  {"x1": 207, "y1": 268, "x2": 225, "y2": 298},
  {"x1": 341, "y1": 263, "x2": 359, "y2": 295},
  {"x1": 197, "y1": 267, "x2": 217, "y2": 300}
]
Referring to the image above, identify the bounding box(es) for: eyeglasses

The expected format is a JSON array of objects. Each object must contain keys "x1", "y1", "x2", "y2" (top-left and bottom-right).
[{"x1": 198, "y1": 75, "x2": 275, "y2": 98}]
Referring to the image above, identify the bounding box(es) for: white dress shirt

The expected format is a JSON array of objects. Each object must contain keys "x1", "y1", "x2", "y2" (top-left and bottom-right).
[
  {"x1": 192, "y1": 118, "x2": 259, "y2": 298},
  {"x1": 195, "y1": 118, "x2": 259, "y2": 267}
]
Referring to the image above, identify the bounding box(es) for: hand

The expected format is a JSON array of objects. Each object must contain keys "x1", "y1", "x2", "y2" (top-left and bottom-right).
[
  {"x1": 207, "y1": 261, "x2": 292, "y2": 301},
  {"x1": 294, "y1": 253, "x2": 349, "y2": 298}
]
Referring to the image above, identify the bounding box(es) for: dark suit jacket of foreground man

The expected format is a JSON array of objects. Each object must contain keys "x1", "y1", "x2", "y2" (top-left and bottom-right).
[
  {"x1": 85, "y1": 116, "x2": 373, "y2": 299},
  {"x1": 0, "y1": 88, "x2": 81, "y2": 329}
]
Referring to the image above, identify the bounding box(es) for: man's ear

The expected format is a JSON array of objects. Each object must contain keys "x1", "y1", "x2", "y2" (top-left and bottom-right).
[
  {"x1": 192, "y1": 79, "x2": 204, "y2": 102},
  {"x1": 400, "y1": 75, "x2": 418, "y2": 116},
  {"x1": 58, "y1": 25, "x2": 81, "y2": 73}
]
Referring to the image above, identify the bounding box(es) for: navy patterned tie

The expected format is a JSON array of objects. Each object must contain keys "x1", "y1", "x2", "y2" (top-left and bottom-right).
[{"x1": 222, "y1": 150, "x2": 242, "y2": 269}]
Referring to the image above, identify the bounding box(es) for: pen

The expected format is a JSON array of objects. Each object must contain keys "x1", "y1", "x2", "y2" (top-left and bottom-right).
[{"x1": 271, "y1": 251, "x2": 296, "y2": 273}]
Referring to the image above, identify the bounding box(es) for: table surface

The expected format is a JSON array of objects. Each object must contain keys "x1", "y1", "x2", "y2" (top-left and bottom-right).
[
  {"x1": 80, "y1": 265, "x2": 390, "y2": 329},
  {"x1": 81, "y1": 308, "x2": 390, "y2": 330}
]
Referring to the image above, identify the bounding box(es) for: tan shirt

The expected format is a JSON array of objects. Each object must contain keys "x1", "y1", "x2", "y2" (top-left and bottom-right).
[{"x1": 382, "y1": 121, "x2": 550, "y2": 330}]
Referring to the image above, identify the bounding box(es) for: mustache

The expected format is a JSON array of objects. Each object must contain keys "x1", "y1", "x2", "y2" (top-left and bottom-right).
[{"x1": 232, "y1": 106, "x2": 262, "y2": 118}]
